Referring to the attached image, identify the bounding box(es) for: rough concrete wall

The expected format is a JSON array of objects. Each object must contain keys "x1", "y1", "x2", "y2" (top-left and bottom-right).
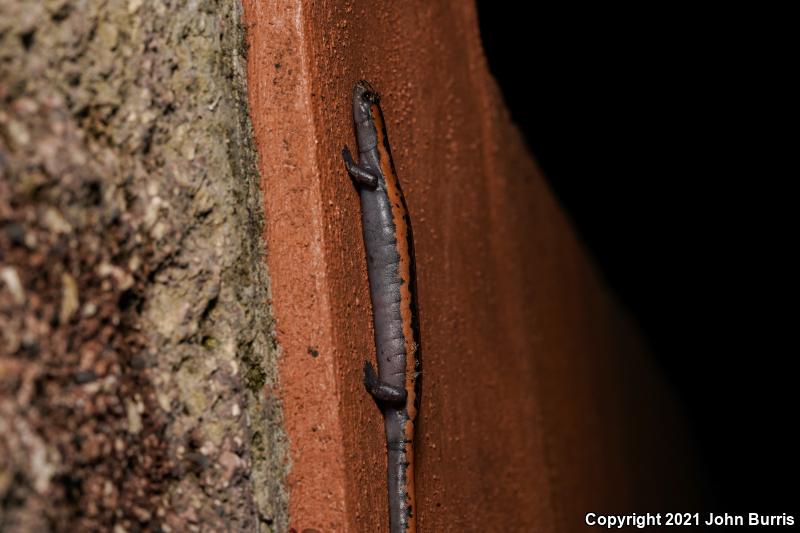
[{"x1": 0, "y1": 1, "x2": 287, "y2": 531}]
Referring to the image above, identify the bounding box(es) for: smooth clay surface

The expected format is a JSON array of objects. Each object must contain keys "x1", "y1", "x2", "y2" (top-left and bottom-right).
[{"x1": 243, "y1": 1, "x2": 702, "y2": 531}]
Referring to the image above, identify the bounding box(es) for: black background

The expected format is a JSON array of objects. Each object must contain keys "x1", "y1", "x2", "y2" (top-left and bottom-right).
[{"x1": 476, "y1": 4, "x2": 796, "y2": 511}]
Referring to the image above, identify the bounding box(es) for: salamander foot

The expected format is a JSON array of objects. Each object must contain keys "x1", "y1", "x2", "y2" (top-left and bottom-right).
[
  {"x1": 342, "y1": 146, "x2": 378, "y2": 188},
  {"x1": 363, "y1": 361, "x2": 407, "y2": 406}
]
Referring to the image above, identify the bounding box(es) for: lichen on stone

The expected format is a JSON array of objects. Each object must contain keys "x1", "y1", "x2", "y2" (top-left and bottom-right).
[{"x1": 0, "y1": 0, "x2": 287, "y2": 530}]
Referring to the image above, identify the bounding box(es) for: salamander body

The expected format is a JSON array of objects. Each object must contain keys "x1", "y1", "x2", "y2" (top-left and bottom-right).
[{"x1": 342, "y1": 80, "x2": 420, "y2": 533}]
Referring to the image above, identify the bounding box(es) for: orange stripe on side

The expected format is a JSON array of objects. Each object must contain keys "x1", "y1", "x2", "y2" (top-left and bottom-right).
[{"x1": 372, "y1": 104, "x2": 417, "y2": 533}]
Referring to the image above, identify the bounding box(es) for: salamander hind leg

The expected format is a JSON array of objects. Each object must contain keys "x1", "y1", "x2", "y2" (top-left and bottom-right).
[
  {"x1": 363, "y1": 361, "x2": 407, "y2": 406},
  {"x1": 342, "y1": 146, "x2": 378, "y2": 188}
]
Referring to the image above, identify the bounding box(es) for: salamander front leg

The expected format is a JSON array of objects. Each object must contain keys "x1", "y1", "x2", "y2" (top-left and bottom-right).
[
  {"x1": 363, "y1": 361, "x2": 407, "y2": 406},
  {"x1": 342, "y1": 146, "x2": 378, "y2": 188}
]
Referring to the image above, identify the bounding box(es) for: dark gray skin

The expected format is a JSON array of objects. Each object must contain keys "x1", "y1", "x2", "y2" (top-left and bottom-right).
[{"x1": 342, "y1": 80, "x2": 420, "y2": 533}]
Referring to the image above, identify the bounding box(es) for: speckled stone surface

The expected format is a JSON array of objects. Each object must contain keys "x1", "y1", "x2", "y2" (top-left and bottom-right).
[{"x1": 1, "y1": 1, "x2": 287, "y2": 531}]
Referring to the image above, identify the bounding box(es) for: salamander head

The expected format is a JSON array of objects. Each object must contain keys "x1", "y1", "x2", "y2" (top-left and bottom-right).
[{"x1": 353, "y1": 80, "x2": 380, "y2": 124}]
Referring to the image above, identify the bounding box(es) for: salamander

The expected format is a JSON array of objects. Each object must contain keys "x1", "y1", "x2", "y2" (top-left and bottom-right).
[{"x1": 342, "y1": 80, "x2": 421, "y2": 533}]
